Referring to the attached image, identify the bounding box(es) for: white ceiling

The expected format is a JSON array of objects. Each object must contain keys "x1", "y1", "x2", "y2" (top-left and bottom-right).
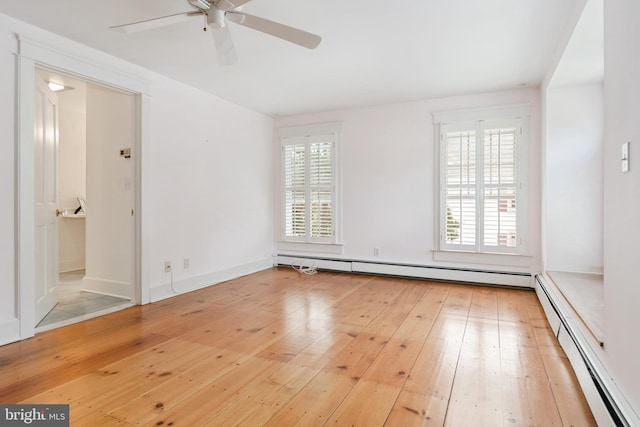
[{"x1": 0, "y1": 0, "x2": 585, "y2": 116}]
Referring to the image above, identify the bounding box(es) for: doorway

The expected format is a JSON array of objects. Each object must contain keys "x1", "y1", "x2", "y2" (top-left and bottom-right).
[
  {"x1": 17, "y1": 38, "x2": 150, "y2": 342},
  {"x1": 33, "y1": 69, "x2": 137, "y2": 331}
]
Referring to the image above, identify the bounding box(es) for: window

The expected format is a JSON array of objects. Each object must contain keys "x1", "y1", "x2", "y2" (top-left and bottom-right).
[
  {"x1": 280, "y1": 122, "x2": 342, "y2": 247},
  {"x1": 434, "y1": 105, "x2": 529, "y2": 256}
]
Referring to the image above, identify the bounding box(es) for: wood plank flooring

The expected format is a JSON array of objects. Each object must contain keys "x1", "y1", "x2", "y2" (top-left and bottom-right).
[{"x1": 0, "y1": 268, "x2": 596, "y2": 426}]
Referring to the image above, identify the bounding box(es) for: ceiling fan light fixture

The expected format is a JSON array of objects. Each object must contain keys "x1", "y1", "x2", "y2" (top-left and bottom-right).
[{"x1": 207, "y1": 8, "x2": 226, "y2": 29}]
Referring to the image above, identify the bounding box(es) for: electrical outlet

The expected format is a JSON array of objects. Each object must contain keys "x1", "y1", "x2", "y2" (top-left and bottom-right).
[
  {"x1": 164, "y1": 261, "x2": 172, "y2": 273},
  {"x1": 184, "y1": 258, "x2": 190, "y2": 269},
  {"x1": 373, "y1": 247, "x2": 380, "y2": 257}
]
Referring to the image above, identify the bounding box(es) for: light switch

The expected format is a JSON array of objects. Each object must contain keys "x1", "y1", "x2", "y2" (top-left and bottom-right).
[{"x1": 622, "y1": 141, "x2": 630, "y2": 173}]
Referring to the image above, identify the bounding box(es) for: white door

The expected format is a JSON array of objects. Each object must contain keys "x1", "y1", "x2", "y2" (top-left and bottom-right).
[{"x1": 34, "y1": 75, "x2": 60, "y2": 324}]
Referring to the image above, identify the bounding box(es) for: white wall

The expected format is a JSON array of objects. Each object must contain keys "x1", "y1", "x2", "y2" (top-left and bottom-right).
[
  {"x1": 274, "y1": 88, "x2": 542, "y2": 274},
  {"x1": 148, "y1": 77, "x2": 274, "y2": 299},
  {"x1": 602, "y1": 0, "x2": 640, "y2": 414},
  {"x1": 57, "y1": 82, "x2": 87, "y2": 209},
  {"x1": 0, "y1": 12, "x2": 274, "y2": 344},
  {"x1": 545, "y1": 84, "x2": 603, "y2": 273},
  {"x1": 84, "y1": 85, "x2": 135, "y2": 298},
  {"x1": 542, "y1": 0, "x2": 640, "y2": 418},
  {"x1": 57, "y1": 81, "x2": 87, "y2": 273}
]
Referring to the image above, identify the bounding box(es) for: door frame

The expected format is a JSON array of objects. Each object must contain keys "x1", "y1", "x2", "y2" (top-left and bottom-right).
[{"x1": 17, "y1": 36, "x2": 151, "y2": 339}]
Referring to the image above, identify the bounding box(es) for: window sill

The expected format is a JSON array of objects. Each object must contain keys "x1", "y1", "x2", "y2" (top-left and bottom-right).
[
  {"x1": 433, "y1": 250, "x2": 532, "y2": 268},
  {"x1": 278, "y1": 241, "x2": 344, "y2": 255}
]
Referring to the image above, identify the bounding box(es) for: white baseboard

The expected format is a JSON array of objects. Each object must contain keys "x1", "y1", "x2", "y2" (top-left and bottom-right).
[
  {"x1": 277, "y1": 255, "x2": 352, "y2": 272},
  {"x1": 82, "y1": 276, "x2": 132, "y2": 300},
  {"x1": 274, "y1": 255, "x2": 532, "y2": 288},
  {"x1": 59, "y1": 259, "x2": 85, "y2": 273},
  {"x1": 150, "y1": 257, "x2": 273, "y2": 302},
  {"x1": 536, "y1": 274, "x2": 639, "y2": 427},
  {"x1": 0, "y1": 318, "x2": 21, "y2": 347}
]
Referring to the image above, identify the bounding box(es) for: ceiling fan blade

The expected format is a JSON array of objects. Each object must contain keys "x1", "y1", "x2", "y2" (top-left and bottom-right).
[
  {"x1": 110, "y1": 11, "x2": 201, "y2": 33},
  {"x1": 211, "y1": 25, "x2": 239, "y2": 66},
  {"x1": 226, "y1": 11, "x2": 321, "y2": 49},
  {"x1": 214, "y1": 0, "x2": 253, "y2": 12}
]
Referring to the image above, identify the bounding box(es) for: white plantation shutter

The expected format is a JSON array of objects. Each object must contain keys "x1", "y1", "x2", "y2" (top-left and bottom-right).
[
  {"x1": 281, "y1": 129, "x2": 338, "y2": 244},
  {"x1": 483, "y1": 125, "x2": 518, "y2": 250},
  {"x1": 441, "y1": 117, "x2": 523, "y2": 254},
  {"x1": 444, "y1": 128, "x2": 477, "y2": 248},
  {"x1": 309, "y1": 138, "x2": 334, "y2": 238},
  {"x1": 283, "y1": 141, "x2": 306, "y2": 237}
]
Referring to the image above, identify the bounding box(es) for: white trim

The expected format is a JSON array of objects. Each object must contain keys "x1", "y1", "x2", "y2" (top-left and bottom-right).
[
  {"x1": 557, "y1": 324, "x2": 614, "y2": 427},
  {"x1": 433, "y1": 103, "x2": 531, "y2": 124},
  {"x1": 273, "y1": 255, "x2": 532, "y2": 288},
  {"x1": 351, "y1": 262, "x2": 531, "y2": 287},
  {"x1": 18, "y1": 37, "x2": 150, "y2": 95},
  {"x1": 59, "y1": 260, "x2": 85, "y2": 273},
  {"x1": 535, "y1": 283, "x2": 562, "y2": 334},
  {"x1": 0, "y1": 319, "x2": 21, "y2": 347},
  {"x1": 150, "y1": 258, "x2": 273, "y2": 302},
  {"x1": 278, "y1": 121, "x2": 343, "y2": 138},
  {"x1": 136, "y1": 93, "x2": 151, "y2": 305},
  {"x1": 82, "y1": 277, "x2": 132, "y2": 300},
  {"x1": 436, "y1": 107, "x2": 530, "y2": 256},
  {"x1": 17, "y1": 55, "x2": 37, "y2": 339},
  {"x1": 16, "y1": 35, "x2": 150, "y2": 342},
  {"x1": 280, "y1": 122, "x2": 343, "y2": 245},
  {"x1": 274, "y1": 255, "x2": 352, "y2": 272}
]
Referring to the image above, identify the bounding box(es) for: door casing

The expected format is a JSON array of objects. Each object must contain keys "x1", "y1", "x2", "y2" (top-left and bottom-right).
[{"x1": 17, "y1": 36, "x2": 151, "y2": 340}]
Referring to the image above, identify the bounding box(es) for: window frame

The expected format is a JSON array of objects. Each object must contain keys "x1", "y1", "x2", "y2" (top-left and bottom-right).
[
  {"x1": 279, "y1": 122, "x2": 343, "y2": 252},
  {"x1": 433, "y1": 105, "x2": 530, "y2": 258}
]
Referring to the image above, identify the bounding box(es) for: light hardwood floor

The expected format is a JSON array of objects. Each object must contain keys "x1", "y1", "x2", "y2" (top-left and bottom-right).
[{"x1": 0, "y1": 268, "x2": 596, "y2": 426}]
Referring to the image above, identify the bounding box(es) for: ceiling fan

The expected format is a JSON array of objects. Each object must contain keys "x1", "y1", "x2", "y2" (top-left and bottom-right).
[{"x1": 110, "y1": 0, "x2": 321, "y2": 66}]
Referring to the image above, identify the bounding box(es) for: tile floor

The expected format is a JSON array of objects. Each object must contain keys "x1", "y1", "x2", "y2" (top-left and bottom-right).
[{"x1": 36, "y1": 270, "x2": 133, "y2": 331}]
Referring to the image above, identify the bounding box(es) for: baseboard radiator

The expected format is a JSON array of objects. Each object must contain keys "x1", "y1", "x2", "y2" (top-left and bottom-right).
[
  {"x1": 273, "y1": 254, "x2": 532, "y2": 288},
  {"x1": 535, "y1": 274, "x2": 638, "y2": 427}
]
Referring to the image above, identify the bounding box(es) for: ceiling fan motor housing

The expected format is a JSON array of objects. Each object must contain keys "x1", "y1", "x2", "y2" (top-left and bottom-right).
[{"x1": 207, "y1": 8, "x2": 226, "y2": 29}]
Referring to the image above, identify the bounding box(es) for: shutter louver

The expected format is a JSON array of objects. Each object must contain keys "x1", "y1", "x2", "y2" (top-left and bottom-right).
[
  {"x1": 283, "y1": 143, "x2": 306, "y2": 237},
  {"x1": 483, "y1": 127, "x2": 517, "y2": 249},
  {"x1": 285, "y1": 190, "x2": 306, "y2": 237},
  {"x1": 310, "y1": 140, "x2": 334, "y2": 238},
  {"x1": 445, "y1": 130, "x2": 476, "y2": 247}
]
